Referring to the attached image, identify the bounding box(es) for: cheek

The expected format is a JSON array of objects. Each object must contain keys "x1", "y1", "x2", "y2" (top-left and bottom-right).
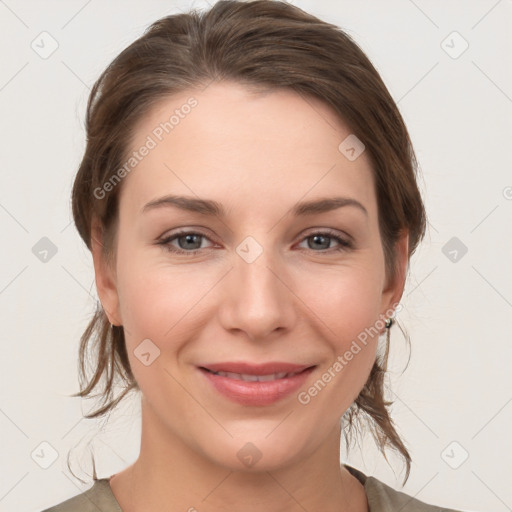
[
  {"x1": 114, "y1": 236, "x2": 215, "y2": 366},
  {"x1": 117, "y1": 262, "x2": 202, "y2": 340},
  {"x1": 297, "y1": 259, "x2": 384, "y2": 336},
  {"x1": 114, "y1": 257, "x2": 208, "y2": 400},
  {"x1": 295, "y1": 265, "x2": 383, "y2": 398}
]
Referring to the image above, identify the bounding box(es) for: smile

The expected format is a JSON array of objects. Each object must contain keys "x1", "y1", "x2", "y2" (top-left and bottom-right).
[
  {"x1": 204, "y1": 369, "x2": 304, "y2": 381},
  {"x1": 198, "y1": 365, "x2": 316, "y2": 406}
]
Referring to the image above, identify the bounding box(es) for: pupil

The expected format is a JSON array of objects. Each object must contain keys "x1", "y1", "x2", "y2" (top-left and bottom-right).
[
  {"x1": 312, "y1": 235, "x2": 328, "y2": 250},
  {"x1": 182, "y1": 234, "x2": 200, "y2": 249}
]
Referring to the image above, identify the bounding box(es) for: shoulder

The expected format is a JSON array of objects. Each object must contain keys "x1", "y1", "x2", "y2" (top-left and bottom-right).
[
  {"x1": 40, "y1": 479, "x2": 122, "y2": 512},
  {"x1": 345, "y1": 464, "x2": 463, "y2": 512},
  {"x1": 365, "y1": 474, "x2": 462, "y2": 511}
]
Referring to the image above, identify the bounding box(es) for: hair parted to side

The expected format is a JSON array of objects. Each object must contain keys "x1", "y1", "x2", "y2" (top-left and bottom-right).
[{"x1": 70, "y1": 0, "x2": 426, "y2": 485}]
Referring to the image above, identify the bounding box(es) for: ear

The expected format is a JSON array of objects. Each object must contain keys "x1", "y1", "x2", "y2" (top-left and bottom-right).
[
  {"x1": 379, "y1": 230, "x2": 409, "y2": 328},
  {"x1": 91, "y1": 217, "x2": 122, "y2": 326}
]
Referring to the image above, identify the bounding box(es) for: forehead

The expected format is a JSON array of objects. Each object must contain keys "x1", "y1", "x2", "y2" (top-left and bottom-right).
[{"x1": 119, "y1": 81, "x2": 377, "y2": 218}]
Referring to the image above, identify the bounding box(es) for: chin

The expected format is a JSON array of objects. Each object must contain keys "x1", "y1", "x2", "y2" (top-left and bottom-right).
[{"x1": 199, "y1": 431, "x2": 311, "y2": 474}]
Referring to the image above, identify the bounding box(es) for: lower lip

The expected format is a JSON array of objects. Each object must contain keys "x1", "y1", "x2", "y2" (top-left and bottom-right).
[{"x1": 198, "y1": 367, "x2": 315, "y2": 406}]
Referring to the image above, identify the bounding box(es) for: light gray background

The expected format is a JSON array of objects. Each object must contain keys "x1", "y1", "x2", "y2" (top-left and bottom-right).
[{"x1": 1, "y1": 1, "x2": 511, "y2": 511}]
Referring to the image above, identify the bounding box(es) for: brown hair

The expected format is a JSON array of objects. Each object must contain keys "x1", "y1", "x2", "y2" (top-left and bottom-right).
[{"x1": 70, "y1": 0, "x2": 426, "y2": 484}]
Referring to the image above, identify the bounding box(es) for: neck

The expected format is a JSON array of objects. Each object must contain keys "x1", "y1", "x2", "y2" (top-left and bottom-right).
[{"x1": 111, "y1": 400, "x2": 368, "y2": 512}]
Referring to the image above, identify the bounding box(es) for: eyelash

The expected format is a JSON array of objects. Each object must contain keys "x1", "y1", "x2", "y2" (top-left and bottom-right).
[{"x1": 156, "y1": 229, "x2": 353, "y2": 256}]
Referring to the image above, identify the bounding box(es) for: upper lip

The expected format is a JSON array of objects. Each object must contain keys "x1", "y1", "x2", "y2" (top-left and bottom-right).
[{"x1": 200, "y1": 362, "x2": 315, "y2": 375}]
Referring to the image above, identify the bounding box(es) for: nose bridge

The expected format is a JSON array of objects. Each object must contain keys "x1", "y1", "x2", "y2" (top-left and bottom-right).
[{"x1": 238, "y1": 246, "x2": 281, "y2": 298}]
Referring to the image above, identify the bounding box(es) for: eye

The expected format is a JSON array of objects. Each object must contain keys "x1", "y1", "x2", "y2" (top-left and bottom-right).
[
  {"x1": 297, "y1": 230, "x2": 353, "y2": 253},
  {"x1": 156, "y1": 228, "x2": 353, "y2": 256},
  {"x1": 157, "y1": 230, "x2": 214, "y2": 255}
]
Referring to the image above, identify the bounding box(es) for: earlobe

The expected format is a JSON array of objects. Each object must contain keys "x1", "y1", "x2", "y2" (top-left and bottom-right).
[{"x1": 90, "y1": 218, "x2": 122, "y2": 326}]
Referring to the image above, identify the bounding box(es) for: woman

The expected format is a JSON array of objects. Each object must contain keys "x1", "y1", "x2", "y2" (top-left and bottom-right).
[{"x1": 42, "y1": 1, "x2": 463, "y2": 510}]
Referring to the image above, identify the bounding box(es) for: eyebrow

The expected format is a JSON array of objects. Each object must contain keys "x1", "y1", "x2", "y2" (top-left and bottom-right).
[{"x1": 141, "y1": 194, "x2": 368, "y2": 217}]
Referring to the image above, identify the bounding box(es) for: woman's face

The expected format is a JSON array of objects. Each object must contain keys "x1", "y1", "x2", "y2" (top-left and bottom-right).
[{"x1": 94, "y1": 81, "x2": 407, "y2": 471}]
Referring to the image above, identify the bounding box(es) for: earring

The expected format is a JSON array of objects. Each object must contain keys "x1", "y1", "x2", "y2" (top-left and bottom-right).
[{"x1": 382, "y1": 317, "x2": 393, "y2": 362}]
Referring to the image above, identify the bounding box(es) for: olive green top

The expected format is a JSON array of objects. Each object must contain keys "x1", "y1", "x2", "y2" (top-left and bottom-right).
[{"x1": 41, "y1": 464, "x2": 462, "y2": 511}]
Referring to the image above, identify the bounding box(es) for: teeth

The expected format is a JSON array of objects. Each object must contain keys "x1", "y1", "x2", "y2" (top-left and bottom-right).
[{"x1": 213, "y1": 371, "x2": 296, "y2": 381}]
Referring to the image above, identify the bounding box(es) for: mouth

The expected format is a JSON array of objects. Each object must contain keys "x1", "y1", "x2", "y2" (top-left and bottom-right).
[
  {"x1": 200, "y1": 368, "x2": 309, "y2": 382},
  {"x1": 197, "y1": 362, "x2": 316, "y2": 406}
]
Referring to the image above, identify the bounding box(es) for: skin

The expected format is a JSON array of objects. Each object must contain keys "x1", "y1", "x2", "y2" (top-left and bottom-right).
[{"x1": 92, "y1": 81, "x2": 409, "y2": 512}]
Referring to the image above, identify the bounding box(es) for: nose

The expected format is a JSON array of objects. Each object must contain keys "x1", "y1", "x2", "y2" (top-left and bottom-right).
[{"x1": 218, "y1": 246, "x2": 297, "y2": 342}]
